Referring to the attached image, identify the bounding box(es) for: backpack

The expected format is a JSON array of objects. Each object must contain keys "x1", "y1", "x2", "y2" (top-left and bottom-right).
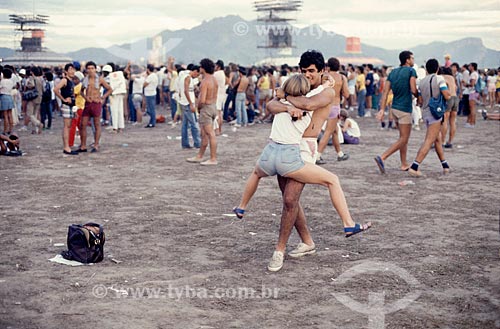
[
  {"x1": 474, "y1": 76, "x2": 483, "y2": 93},
  {"x1": 61, "y1": 223, "x2": 105, "y2": 263},
  {"x1": 42, "y1": 81, "x2": 51, "y2": 103},
  {"x1": 428, "y1": 75, "x2": 446, "y2": 120}
]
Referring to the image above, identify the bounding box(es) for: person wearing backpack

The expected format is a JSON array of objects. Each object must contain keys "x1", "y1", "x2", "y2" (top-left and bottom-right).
[
  {"x1": 40, "y1": 72, "x2": 53, "y2": 130},
  {"x1": 465, "y1": 62, "x2": 479, "y2": 128},
  {"x1": 408, "y1": 59, "x2": 451, "y2": 177}
]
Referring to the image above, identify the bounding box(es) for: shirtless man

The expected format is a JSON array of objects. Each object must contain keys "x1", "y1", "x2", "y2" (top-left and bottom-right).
[
  {"x1": 267, "y1": 50, "x2": 367, "y2": 271},
  {"x1": 187, "y1": 58, "x2": 219, "y2": 165},
  {"x1": 80, "y1": 61, "x2": 112, "y2": 152},
  {"x1": 316, "y1": 57, "x2": 350, "y2": 165},
  {"x1": 235, "y1": 66, "x2": 249, "y2": 127}
]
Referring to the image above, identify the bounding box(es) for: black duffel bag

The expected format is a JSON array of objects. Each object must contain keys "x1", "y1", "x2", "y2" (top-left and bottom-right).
[{"x1": 61, "y1": 223, "x2": 105, "y2": 263}]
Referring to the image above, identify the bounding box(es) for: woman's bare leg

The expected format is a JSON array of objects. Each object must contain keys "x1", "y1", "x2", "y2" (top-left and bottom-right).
[{"x1": 286, "y1": 163, "x2": 356, "y2": 228}]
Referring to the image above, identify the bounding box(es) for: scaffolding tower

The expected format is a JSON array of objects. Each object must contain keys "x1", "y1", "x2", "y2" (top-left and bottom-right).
[
  {"x1": 9, "y1": 14, "x2": 49, "y2": 52},
  {"x1": 254, "y1": 0, "x2": 303, "y2": 58}
]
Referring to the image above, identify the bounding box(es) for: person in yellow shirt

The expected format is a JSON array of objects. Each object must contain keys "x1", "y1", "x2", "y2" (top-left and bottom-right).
[
  {"x1": 355, "y1": 66, "x2": 367, "y2": 117},
  {"x1": 69, "y1": 71, "x2": 86, "y2": 148}
]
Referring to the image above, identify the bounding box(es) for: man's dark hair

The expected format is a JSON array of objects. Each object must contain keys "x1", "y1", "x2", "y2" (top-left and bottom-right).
[
  {"x1": 86, "y1": 61, "x2": 97, "y2": 69},
  {"x1": 200, "y1": 58, "x2": 215, "y2": 74},
  {"x1": 239, "y1": 66, "x2": 247, "y2": 75},
  {"x1": 367, "y1": 63, "x2": 374, "y2": 70},
  {"x1": 187, "y1": 64, "x2": 194, "y2": 71},
  {"x1": 267, "y1": 68, "x2": 274, "y2": 75},
  {"x1": 44, "y1": 71, "x2": 54, "y2": 81},
  {"x1": 32, "y1": 66, "x2": 42, "y2": 76},
  {"x1": 175, "y1": 64, "x2": 183, "y2": 72},
  {"x1": 2, "y1": 68, "x2": 12, "y2": 79},
  {"x1": 399, "y1": 51, "x2": 413, "y2": 66},
  {"x1": 64, "y1": 63, "x2": 75, "y2": 72},
  {"x1": 451, "y1": 62, "x2": 460, "y2": 70},
  {"x1": 441, "y1": 66, "x2": 452, "y2": 76},
  {"x1": 299, "y1": 50, "x2": 325, "y2": 71},
  {"x1": 470, "y1": 62, "x2": 478, "y2": 71},
  {"x1": 147, "y1": 64, "x2": 155, "y2": 72},
  {"x1": 191, "y1": 65, "x2": 200, "y2": 72},
  {"x1": 215, "y1": 59, "x2": 224, "y2": 70},
  {"x1": 425, "y1": 59, "x2": 439, "y2": 74},
  {"x1": 327, "y1": 57, "x2": 340, "y2": 71}
]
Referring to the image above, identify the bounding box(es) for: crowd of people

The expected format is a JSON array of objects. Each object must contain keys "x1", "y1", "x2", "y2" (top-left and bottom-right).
[{"x1": 0, "y1": 50, "x2": 498, "y2": 270}]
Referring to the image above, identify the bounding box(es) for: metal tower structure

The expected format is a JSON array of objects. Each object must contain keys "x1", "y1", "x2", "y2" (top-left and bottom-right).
[
  {"x1": 254, "y1": 0, "x2": 303, "y2": 58},
  {"x1": 9, "y1": 14, "x2": 49, "y2": 52}
]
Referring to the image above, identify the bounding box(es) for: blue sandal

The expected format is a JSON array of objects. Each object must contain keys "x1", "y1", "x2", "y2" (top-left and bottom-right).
[
  {"x1": 344, "y1": 222, "x2": 372, "y2": 238},
  {"x1": 232, "y1": 207, "x2": 245, "y2": 219},
  {"x1": 374, "y1": 156, "x2": 385, "y2": 174}
]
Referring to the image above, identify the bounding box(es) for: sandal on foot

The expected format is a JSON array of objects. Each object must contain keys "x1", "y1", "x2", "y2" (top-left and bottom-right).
[
  {"x1": 344, "y1": 222, "x2": 372, "y2": 238},
  {"x1": 374, "y1": 156, "x2": 385, "y2": 174},
  {"x1": 232, "y1": 207, "x2": 245, "y2": 219}
]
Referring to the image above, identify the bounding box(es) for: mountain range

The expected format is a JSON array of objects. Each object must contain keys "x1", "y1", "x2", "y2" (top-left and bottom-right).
[{"x1": 1, "y1": 15, "x2": 499, "y2": 68}]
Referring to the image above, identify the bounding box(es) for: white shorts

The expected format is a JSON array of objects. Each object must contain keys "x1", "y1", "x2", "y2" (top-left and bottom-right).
[
  {"x1": 299, "y1": 137, "x2": 318, "y2": 164},
  {"x1": 348, "y1": 85, "x2": 355, "y2": 95},
  {"x1": 216, "y1": 94, "x2": 226, "y2": 110}
]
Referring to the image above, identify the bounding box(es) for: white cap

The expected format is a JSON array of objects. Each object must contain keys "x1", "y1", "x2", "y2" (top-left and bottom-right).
[
  {"x1": 74, "y1": 71, "x2": 84, "y2": 81},
  {"x1": 96, "y1": 66, "x2": 101, "y2": 73},
  {"x1": 102, "y1": 65, "x2": 113, "y2": 73},
  {"x1": 19, "y1": 69, "x2": 26, "y2": 75}
]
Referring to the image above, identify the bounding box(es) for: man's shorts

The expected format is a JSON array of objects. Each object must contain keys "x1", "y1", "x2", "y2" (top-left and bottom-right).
[
  {"x1": 329, "y1": 104, "x2": 341, "y2": 119},
  {"x1": 61, "y1": 104, "x2": 76, "y2": 119},
  {"x1": 82, "y1": 101, "x2": 102, "y2": 118},
  {"x1": 258, "y1": 141, "x2": 304, "y2": 176},
  {"x1": 446, "y1": 96, "x2": 459, "y2": 112},
  {"x1": 132, "y1": 94, "x2": 143, "y2": 111},
  {"x1": 468, "y1": 92, "x2": 480, "y2": 102},
  {"x1": 348, "y1": 85, "x2": 355, "y2": 95},
  {"x1": 199, "y1": 103, "x2": 218, "y2": 126},
  {"x1": 423, "y1": 111, "x2": 442, "y2": 127},
  {"x1": 391, "y1": 108, "x2": 412, "y2": 125},
  {"x1": 259, "y1": 89, "x2": 272, "y2": 100},
  {"x1": 299, "y1": 137, "x2": 318, "y2": 164},
  {"x1": 216, "y1": 94, "x2": 226, "y2": 111}
]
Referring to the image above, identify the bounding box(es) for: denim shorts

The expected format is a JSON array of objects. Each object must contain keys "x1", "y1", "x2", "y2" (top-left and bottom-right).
[{"x1": 258, "y1": 141, "x2": 305, "y2": 176}]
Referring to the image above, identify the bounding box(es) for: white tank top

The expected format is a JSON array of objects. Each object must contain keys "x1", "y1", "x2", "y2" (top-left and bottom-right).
[{"x1": 269, "y1": 85, "x2": 324, "y2": 144}]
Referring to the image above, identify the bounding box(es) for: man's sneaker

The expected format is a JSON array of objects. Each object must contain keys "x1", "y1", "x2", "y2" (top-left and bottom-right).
[
  {"x1": 316, "y1": 157, "x2": 326, "y2": 165},
  {"x1": 267, "y1": 251, "x2": 284, "y2": 272},
  {"x1": 482, "y1": 110, "x2": 488, "y2": 120},
  {"x1": 288, "y1": 243, "x2": 316, "y2": 258},
  {"x1": 444, "y1": 143, "x2": 453, "y2": 149},
  {"x1": 408, "y1": 168, "x2": 423, "y2": 178},
  {"x1": 337, "y1": 153, "x2": 350, "y2": 161},
  {"x1": 464, "y1": 123, "x2": 475, "y2": 128}
]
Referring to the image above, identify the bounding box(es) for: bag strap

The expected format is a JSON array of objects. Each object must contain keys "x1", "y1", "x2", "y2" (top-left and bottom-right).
[{"x1": 429, "y1": 75, "x2": 434, "y2": 98}]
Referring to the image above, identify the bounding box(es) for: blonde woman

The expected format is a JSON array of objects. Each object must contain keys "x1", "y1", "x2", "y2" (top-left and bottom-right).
[{"x1": 233, "y1": 74, "x2": 370, "y2": 238}]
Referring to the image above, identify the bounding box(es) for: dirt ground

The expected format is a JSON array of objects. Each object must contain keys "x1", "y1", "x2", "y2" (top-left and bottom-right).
[{"x1": 0, "y1": 106, "x2": 499, "y2": 329}]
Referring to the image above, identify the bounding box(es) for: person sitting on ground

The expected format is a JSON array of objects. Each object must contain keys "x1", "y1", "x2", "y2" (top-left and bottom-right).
[
  {"x1": 339, "y1": 109, "x2": 361, "y2": 144},
  {"x1": 0, "y1": 133, "x2": 22, "y2": 156},
  {"x1": 233, "y1": 74, "x2": 371, "y2": 238},
  {"x1": 482, "y1": 110, "x2": 500, "y2": 120}
]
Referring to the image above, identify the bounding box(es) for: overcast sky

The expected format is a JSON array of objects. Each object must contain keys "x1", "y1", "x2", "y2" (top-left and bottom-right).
[{"x1": 1, "y1": 0, "x2": 499, "y2": 54}]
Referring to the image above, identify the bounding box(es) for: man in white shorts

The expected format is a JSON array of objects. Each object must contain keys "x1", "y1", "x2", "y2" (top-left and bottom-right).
[{"x1": 214, "y1": 60, "x2": 226, "y2": 135}]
